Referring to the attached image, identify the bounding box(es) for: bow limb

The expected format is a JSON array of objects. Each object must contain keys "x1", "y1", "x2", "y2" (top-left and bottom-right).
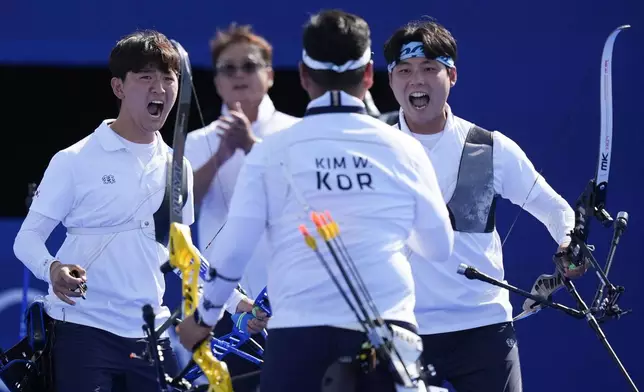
[
  {"x1": 563, "y1": 25, "x2": 630, "y2": 271},
  {"x1": 167, "y1": 35, "x2": 225, "y2": 256},
  {"x1": 588, "y1": 24, "x2": 630, "y2": 309},
  {"x1": 593, "y1": 24, "x2": 630, "y2": 221},
  {"x1": 169, "y1": 224, "x2": 233, "y2": 392},
  {"x1": 168, "y1": 39, "x2": 232, "y2": 392}
]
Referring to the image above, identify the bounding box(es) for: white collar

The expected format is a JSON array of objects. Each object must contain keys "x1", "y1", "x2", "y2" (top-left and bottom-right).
[
  {"x1": 95, "y1": 119, "x2": 163, "y2": 153},
  {"x1": 306, "y1": 90, "x2": 366, "y2": 110},
  {"x1": 398, "y1": 104, "x2": 455, "y2": 136}
]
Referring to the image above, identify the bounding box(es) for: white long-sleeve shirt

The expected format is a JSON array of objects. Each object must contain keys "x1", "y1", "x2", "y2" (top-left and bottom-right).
[
  {"x1": 197, "y1": 91, "x2": 454, "y2": 328},
  {"x1": 14, "y1": 212, "x2": 61, "y2": 283},
  {"x1": 397, "y1": 107, "x2": 575, "y2": 335},
  {"x1": 13, "y1": 120, "x2": 194, "y2": 338}
]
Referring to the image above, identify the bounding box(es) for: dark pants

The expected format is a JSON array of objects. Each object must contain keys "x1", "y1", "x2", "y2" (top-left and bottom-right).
[
  {"x1": 51, "y1": 321, "x2": 179, "y2": 392},
  {"x1": 421, "y1": 322, "x2": 522, "y2": 392},
  {"x1": 212, "y1": 312, "x2": 264, "y2": 392},
  {"x1": 260, "y1": 321, "x2": 416, "y2": 392}
]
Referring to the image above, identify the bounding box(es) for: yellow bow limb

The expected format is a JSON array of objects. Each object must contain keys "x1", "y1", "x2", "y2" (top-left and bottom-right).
[{"x1": 169, "y1": 222, "x2": 233, "y2": 392}]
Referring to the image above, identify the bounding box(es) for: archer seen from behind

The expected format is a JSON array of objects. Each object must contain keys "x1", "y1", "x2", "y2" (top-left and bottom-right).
[
  {"x1": 177, "y1": 9, "x2": 454, "y2": 392},
  {"x1": 12, "y1": 30, "x2": 195, "y2": 391},
  {"x1": 183, "y1": 24, "x2": 298, "y2": 391},
  {"x1": 383, "y1": 19, "x2": 584, "y2": 392}
]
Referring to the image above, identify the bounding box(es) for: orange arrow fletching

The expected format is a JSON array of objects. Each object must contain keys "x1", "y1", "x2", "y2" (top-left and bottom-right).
[{"x1": 299, "y1": 224, "x2": 318, "y2": 250}]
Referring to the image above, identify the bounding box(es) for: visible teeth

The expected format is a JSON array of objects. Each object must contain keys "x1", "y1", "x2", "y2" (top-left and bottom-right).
[
  {"x1": 410, "y1": 92, "x2": 428, "y2": 98},
  {"x1": 151, "y1": 100, "x2": 163, "y2": 104}
]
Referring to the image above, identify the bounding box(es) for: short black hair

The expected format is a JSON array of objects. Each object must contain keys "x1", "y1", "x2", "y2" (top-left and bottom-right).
[
  {"x1": 383, "y1": 18, "x2": 457, "y2": 68},
  {"x1": 302, "y1": 9, "x2": 371, "y2": 90},
  {"x1": 109, "y1": 29, "x2": 181, "y2": 80}
]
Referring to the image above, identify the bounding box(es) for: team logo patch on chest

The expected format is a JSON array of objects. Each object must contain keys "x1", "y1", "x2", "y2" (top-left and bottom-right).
[{"x1": 102, "y1": 174, "x2": 116, "y2": 184}]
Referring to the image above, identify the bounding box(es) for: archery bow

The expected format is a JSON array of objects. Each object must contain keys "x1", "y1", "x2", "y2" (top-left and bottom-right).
[
  {"x1": 169, "y1": 26, "x2": 271, "y2": 366},
  {"x1": 508, "y1": 24, "x2": 631, "y2": 321},
  {"x1": 142, "y1": 39, "x2": 271, "y2": 391},
  {"x1": 458, "y1": 25, "x2": 639, "y2": 392},
  {"x1": 164, "y1": 39, "x2": 232, "y2": 392}
]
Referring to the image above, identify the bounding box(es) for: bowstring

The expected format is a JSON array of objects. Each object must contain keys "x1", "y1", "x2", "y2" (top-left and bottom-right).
[
  {"x1": 500, "y1": 169, "x2": 543, "y2": 248},
  {"x1": 500, "y1": 67, "x2": 594, "y2": 248},
  {"x1": 499, "y1": 58, "x2": 597, "y2": 326},
  {"x1": 185, "y1": 71, "x2": 230, "y2": 252}
]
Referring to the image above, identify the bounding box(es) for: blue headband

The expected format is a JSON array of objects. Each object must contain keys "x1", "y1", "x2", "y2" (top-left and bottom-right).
[{"x1": 387, "y1": 41, "x2": 454, "y2": 73}]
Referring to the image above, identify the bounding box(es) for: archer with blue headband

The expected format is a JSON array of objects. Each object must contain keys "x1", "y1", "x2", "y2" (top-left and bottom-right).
[{"x1": 383, "y1": 19, "x2": 584, "y2": 392}]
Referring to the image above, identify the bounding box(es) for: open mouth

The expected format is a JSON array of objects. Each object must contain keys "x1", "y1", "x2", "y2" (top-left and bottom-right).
[
  {"x1": 147, "y1": 100, "x2": 164, "y2": 118},
  {"x1": 408, "y1": 92, "x2": 430, "y2": 110}
]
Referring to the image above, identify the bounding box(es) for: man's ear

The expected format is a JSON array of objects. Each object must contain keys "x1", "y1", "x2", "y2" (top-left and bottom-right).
[
  {"x1": 363, "y1": 61, "x2": 374, "y2": 91},
  {"x1": 266, "y1": 66, "x2": 275, "y2": 89},
  {"x1": 449, "y1": 67, "x2": 458, "y2": 87},
  {"x1": 111, "y1": 77, "x2": 125, "y2": 99},
  {"x1": 298, "y1": 62, "x2": 310, "y2": 91}
]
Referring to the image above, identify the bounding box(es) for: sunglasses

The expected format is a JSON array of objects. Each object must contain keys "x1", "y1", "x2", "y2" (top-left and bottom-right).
[{"x1": 216, "y1": 61, "x2": 267, "y2": 77}]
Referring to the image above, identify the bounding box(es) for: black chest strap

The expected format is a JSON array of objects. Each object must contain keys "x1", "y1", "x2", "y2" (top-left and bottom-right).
[{"x1": 446, "y1": 125, "x2": 497, "y2": 233}]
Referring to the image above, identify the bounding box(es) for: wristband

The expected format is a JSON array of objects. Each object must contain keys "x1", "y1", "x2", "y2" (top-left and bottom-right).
[{"x1": 193, "y1": 307, "x2": 213, "y2": 328}]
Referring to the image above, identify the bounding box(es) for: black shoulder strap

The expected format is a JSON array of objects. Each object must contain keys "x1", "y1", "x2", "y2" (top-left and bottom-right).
[
  {"x1": 468, "y1": 125, "x2": 497, "y2": 232},
  {"x1": 466, "y1": 125, "x2": 493, "y2": 146},
  {"x1": 153, "y1": 153, "x2": 188, "y2": 244}
]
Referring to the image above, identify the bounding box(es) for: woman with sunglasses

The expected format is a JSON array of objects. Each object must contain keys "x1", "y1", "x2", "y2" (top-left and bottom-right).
[{"x1": 183, "y1": 23, "x2": 299, "y2": 391}]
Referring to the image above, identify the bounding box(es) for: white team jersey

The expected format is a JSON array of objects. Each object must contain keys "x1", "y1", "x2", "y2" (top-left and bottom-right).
[
  {"x1": 16, "y1": 120, "x2": 194, "y2": 338},
  {"x1": 199, "y1": 91, "x2": 452, "y2": 329},
  {"x1": 397, "y1": 107, "x2": 574, "y2": 335}
]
